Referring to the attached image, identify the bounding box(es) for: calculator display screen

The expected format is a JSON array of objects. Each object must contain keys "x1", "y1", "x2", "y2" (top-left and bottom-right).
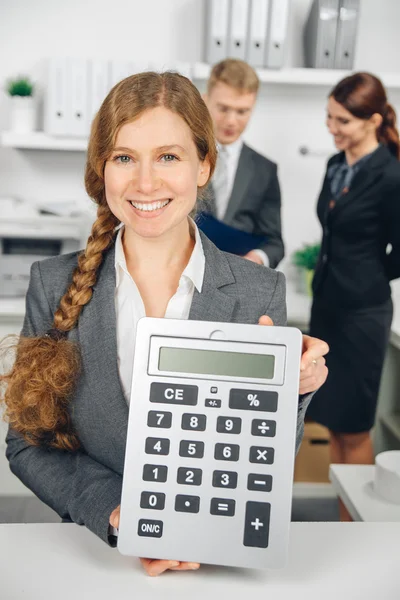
[{"x1": 159, "y1": 347, "x2": 275, "y2": 379}]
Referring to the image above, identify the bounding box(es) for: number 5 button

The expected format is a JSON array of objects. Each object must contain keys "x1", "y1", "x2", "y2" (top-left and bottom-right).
[{"x1": 179, "y1": 440, "x2": 205, "y2": 458}]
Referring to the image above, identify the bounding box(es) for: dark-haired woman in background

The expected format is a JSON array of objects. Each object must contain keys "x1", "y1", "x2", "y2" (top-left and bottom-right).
[{"x1": 307, "y1": 72, "x2": 400, "y2": 520}]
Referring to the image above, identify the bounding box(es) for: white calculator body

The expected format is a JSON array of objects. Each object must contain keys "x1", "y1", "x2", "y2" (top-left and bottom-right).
[{"x1": 118, "y1": 318, "x2": 302, "y2": 569}]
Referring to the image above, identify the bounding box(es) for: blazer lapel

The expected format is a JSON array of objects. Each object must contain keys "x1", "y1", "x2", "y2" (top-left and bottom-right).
[
  {"x1": 189, "y1": 232, "x2": 238, "y2": 323},
  {"x1": 329, "y1": 145, "x2": 390, "y2": 217},
  {"x1": 78, "y1": 245, "x2": 129, "y2": 432},
  {"x1": 224, "y1": 144, "x2": 254, "y2": 225}
]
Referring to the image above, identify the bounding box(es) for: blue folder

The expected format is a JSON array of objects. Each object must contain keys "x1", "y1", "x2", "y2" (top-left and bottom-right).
[{"x1": 195, "y1": 212, "x2": 268, "y2": 256}]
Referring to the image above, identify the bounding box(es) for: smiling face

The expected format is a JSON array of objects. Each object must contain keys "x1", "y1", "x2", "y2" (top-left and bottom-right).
[
  {"x1": 104, "y1": 106, "x2": 210, "y2": 241},
  {"x1": 326, "y1": 96, "x2": 380, "y2": 153},
  {"x1": 205, "y1": 82, "x2": 257, "y2": 145}
]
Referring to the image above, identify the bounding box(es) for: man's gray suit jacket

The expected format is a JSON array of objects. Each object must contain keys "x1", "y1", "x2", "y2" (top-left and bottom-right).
[
  {"x1": 209, "y1": 143, "x2": 285, "y2": 268},
  {"x1": 6, "y1": 233, "x2": 311, "y2": 546}
]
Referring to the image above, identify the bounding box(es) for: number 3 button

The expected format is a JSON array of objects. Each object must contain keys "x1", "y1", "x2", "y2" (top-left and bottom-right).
[{"x1": 212, "y1": 470, "x2": 238, "y2": 489}]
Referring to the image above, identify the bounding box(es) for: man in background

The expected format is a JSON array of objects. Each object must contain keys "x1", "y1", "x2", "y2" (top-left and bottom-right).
[{"x1": 203, "y1": 59, "x2": 284, "y2": 268}]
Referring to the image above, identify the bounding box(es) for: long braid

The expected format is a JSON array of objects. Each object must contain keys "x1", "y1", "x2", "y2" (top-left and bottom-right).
[{"x1": 1, "y1": 205, "x2": 119, "y2": 451}]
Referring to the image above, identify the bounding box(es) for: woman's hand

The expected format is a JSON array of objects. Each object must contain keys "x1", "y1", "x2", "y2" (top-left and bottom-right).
[
  {"x1": 258, "y1": 316, "x2": 329, "y2": 394},
  {"x1": 109, "y1": 506, "x2": 200, "y2": 576}
]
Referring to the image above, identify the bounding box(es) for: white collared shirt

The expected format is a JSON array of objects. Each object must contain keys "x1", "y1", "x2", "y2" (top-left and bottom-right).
[
  {"x1": 212, "y1": 137, "x2": 269, "y2": 267},
  {"x1": 114, "y1": 221, "x2": 205, "y2": 402}
]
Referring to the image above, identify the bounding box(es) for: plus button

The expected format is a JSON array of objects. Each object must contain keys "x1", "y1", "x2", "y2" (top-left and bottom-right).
[{"x1": 251, "y1": 518, "x2": 264, "y2": 531}]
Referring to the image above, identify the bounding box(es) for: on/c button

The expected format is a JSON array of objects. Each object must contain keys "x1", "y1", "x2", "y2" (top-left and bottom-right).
[{"x1": 138, "y1": 519, "x2": 163, "y2": 538}]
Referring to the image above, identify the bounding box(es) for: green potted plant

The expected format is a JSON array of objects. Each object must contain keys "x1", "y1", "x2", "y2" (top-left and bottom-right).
[
  {"x1": 292, "y1": 242, "x2": 321, "y2": 296},
  {"x1": 6, "y1": 76, "x2": 36, "y2": 133}
]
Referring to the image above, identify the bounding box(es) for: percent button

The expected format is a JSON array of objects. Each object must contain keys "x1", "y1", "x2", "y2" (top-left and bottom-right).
[{"x1": 229, "y1": 389, "x2": 278, "y2": 412}]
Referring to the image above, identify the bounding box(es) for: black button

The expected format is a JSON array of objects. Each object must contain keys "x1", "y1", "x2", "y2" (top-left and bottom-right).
[
  {"x1": 150, "y1": 382, "x2": 198, "y2": 405},
  {"x1": 210, "y1": 498, "x2": 236, "y2": 516},
  {"x1": 214, "y1": 443, "x2": 240, "y2": 462},
  {"x1": 251, "y1": 419, "x2": 276, "y2": 437},
  {"x1": 243, "y1": 501, "x2": 271, "y2": 548},
  {"x1": 181, "y1": 413, "x2": 207, "y2": 431},
  {"x1": 142, "y1": 464, "x2": 168, "y2": 482},
  {"x1": 229, "y1": 389, "x2": 278, "y2": 412},
  {"x1": 210, "y1": 386, "x2": 218, "y2": 394},
  {"x1": 177, "y1": 467, "x2": 203, "y2": 486},
  {"x1": 205, "y1": 398, "x2": 222, "y2": 408},
  {"x1": 140, "y1": 491, "x2": 166, "y2": 510},
  {"x1": 216, "y1": 416, "x2": 241, "y2": 434},
  {"x1": 247, "y1": 473, "x2": 273, "y2": 492},
  {"x1": 249, "y1": 446, "x2": 275, "y2": 464},
  {"x1": 212, "y1": 470, "x2": 238, "y2": 489},
  {"x1": 145, "y1": 437, "x2": 170, "y2": 455},
  {"x1": 147, "y1": 411, "x2": 172, "y2": 428},
  {"x1": 179, "y1": 440, "x2": 205, "y2": 458},
  {"x1": 175, "y1": 494, "x2": 200, "y2": 513},
  {"x1": 138, "y1": 519, "x2": 163, "y2": 538}
]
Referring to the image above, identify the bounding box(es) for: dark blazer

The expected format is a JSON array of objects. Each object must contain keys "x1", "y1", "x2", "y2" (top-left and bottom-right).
[
  {"x1": 312, "y1": 145, "x2": 400, "y2": 309},
  {"x1": 210, "y1": 143, "x2": 284, "y2": 268},
  {"x1": 6, "y1": 233, "x2": 311, "y2": 546}
]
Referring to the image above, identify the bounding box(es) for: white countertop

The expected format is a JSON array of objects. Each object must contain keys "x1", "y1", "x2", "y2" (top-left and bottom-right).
[
  {"x1": 1, "y1": 522, "x2": 400, "y2": 599},
  {"x1": 329, "y1": 464, "x2": 400, "y2": 522}
]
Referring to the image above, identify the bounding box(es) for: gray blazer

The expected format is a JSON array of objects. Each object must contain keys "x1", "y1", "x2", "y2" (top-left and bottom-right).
[
  {"x1": 6, "y1": 233, "x2": 311, "y2": 546},
  {"x1": 209, "y1": 144, "x2": 285, "y2": 268}
]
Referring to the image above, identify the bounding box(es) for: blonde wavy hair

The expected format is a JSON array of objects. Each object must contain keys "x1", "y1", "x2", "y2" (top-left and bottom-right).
[{"x1": 1, "y1": 71, "x2": 217, "y2": 451}]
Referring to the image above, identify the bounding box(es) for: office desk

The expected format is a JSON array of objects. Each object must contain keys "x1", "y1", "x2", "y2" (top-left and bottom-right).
[
  {"x1": 1, "y1": 522, "x2": 399, "y2": 599},
  {"x1": 329, "y1": 464, "x2": 400, "y2": 522}
]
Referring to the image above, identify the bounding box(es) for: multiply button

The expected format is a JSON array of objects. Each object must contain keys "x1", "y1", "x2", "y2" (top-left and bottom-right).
[
  {"x1": 229, "y1": 389, "x2": 278, "y2": 412},
  {"x1": 150, "y1": 382, "x2": 198, "y2": 405},
  {"x1": 251, "y1": 419, "x2": 276, "y2": 437},
  {"x1": 138, "y1": 519, "x2": 163, "y2": 538},
  {"x1": 249, "y1": 446, "x2": 275, "y2": 464},
  {"x1": 243, "y1": 501, "x2": 271, "y2": 548}
]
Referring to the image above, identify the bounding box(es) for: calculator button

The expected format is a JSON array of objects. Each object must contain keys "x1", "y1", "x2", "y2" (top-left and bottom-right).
[
  {"x1": 210, "y1": 498, "x2": 236, "y2": 516},
  {"x1": 181, "y1": 413, "x2": 207, "y2": 431},
  {"x1": 175, "y1": 494, "x2": 200, "y2": 513},
  {"x1": 179, "y1": 440, "x2": 205, "y2": 459},
  {"x1": 142, "y1": 464, "x2": 168, "y2": 482},
  {"x1": 212, "y1": 470, "x2": 238, "y2": 489},
  {"x1": 216, "y1": 416, "x2": 242, "y2": 434},
  {"x1": 251, "y1": 419, "x2": 276, "y2": 437},
  {"x1": 177, "y1": 467, "x2": 203, "y2": 486},
  {"x1": 150, "y1": 382, "x2": 198, "y2": 405},
  {"x1": 147, "y1": 411, "x2": 172, "y2": 429},
  {"x1": 138, "y1": 519, "x2": 163, "y2": 538},
  {"x1": 249, "y1": 446, "x2": 275, "y2": 464},
  {"x1": 229, "y1": 389, "x2": 278, "y2": 412},
  {"x1": 205, "y1": 398, "x2": 221, "y2": 408},
  {"x1": 214, "y1": 443, "x2": 240, "y2": 462},
  {"x1": 210, "y1": 386, "x2": 218, "y2": 393},
  {"x1": 145, "y1": 437, "x2": 170, "y2": 455},
  {"x1": 243, "y1": 501, "x2": 271, "y2": 548},
  {"x1": 140, "y1": 491, "x2": 166, "y2": 510},
  {"x1": 247, "y1": 473, "x2": 273, "y2": 492}
]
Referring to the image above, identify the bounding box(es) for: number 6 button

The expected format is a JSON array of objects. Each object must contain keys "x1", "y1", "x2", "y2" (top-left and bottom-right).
[{"x1": 214, "y1": 443, "x2": 240, "y2": 462}]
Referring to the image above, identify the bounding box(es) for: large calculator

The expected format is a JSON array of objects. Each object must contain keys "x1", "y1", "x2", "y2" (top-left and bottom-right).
[{"x1": 118, "y1": 318, "x2": 302, "y2": 569}]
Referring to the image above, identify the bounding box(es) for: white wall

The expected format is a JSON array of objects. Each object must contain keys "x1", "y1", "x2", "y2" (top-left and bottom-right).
[{"x1": 0, "y1": 0, "x2": 400, "y2": 258}]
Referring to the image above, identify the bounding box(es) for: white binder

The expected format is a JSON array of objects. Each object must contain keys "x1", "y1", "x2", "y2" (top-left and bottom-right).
[
  {"x1": 67, "y1": 58, "x2": 90, "y2": 138},
  {"x1": 334, "y1": 0, "x2": 360, "y2": 69},
  {"x1": 228, "y1": 0, "x2": 250, "y2": 60},
  {"x1": 246, "y1": 0, "x2": 271, "y2": 68},
  {"x1": 110, "y1": 60, "x2": 136, "y2": 87},
  {"x1": 44, "y1": 57, "x2": 69, "y2": 137},
  {"x1": 89, "y1": 59, "x2": 111, "y2": 122},
  {"x1": 205, "y1": 0, "x2": 230, "y2": 64},
  {"x1": 304, "y1": 0, "x2": 340, "y2": 69},
  {"x1": 265, "y1": 0, "x2": 290, "y2": 69}
]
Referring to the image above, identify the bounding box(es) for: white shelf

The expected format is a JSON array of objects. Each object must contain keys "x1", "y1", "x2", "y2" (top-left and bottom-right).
[
  {"x1": 193, "y1": 63, "x2": 400, "y2": 88},
  {"x1": 0, "y1": 131, "x2": 87, "y2": 151}
]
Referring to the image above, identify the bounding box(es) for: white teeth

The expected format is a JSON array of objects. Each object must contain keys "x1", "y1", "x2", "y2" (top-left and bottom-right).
[{"x1": 130, "y1": 200, "x2": 170, "y2": 212}]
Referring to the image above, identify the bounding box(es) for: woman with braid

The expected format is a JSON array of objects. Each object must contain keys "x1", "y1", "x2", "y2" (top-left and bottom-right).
[
  {"x1": 1, "y1": 71, "x2": 328, "y2": 577},
  {"x1": 307, "y1": 73, "x2": 400, "y2": 521}
]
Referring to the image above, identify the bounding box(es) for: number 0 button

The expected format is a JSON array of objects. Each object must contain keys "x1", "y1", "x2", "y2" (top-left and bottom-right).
[
  {"x1": 179, "y1": 440, "x2": 205, "y2": 458},
  {"x1": 145, "y1": 437, "x2": 170, "y2": 455},
  {"x1": 217, "y1": 416, "x2": 241, "y2": 434},
  {"x1": 140, "y1": 491, "x2": 166, "y2": 510}
]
